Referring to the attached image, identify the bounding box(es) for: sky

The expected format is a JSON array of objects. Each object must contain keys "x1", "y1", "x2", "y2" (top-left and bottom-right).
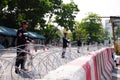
[{"x1": 63, "y1": 0, "x2": 120, "y2": 24}]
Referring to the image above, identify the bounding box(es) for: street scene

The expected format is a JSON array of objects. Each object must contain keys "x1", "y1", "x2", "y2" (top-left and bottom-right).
[
  {"x1": 0, "y1": 44, "x2": 109, "y2": 80},
  {"x1": 0, "y1": 0, "x2": 120, "y2": 80}
]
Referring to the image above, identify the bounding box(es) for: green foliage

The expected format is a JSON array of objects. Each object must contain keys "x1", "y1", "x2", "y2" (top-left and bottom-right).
[
  {"x1": 72, "y1": 21, "x2": 87, "y2": 41},
  {"x1": 55, "y1": 2, "x2": 79, "y2": 31},
  {"x1": 116, "y1": 27, "x2": 120, "y2": 37},
  {"x1": 78, "y1": 13, "x2": 104, "y2": 43},
  {"x1": 0, "y1": 0, "x2": 58, "y2": 28},
  {"x1": 102, "y1": 29, "x2": 109, "y2": 40},
  {"x1": 40, "y1": 25, "x2": 61, "y2": 44},
  {"x1": 0, "y1": 0, "x2": 79, "y2": 44}
]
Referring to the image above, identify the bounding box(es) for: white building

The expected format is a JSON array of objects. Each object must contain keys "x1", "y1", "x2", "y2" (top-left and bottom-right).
[{"x1": 105, "y1": 19, "x2": 113, "y2": 40}]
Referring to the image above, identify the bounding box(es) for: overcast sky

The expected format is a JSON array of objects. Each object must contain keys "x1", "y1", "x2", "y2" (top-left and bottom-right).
[{"x1": 63, "y1": 0, "x2": 120, "y2": 23}]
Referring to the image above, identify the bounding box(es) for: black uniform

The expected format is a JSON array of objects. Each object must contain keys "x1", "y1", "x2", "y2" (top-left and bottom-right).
[
  {"x1": 62, "y1": 37, "x2": 69, "y2": 58},
  {"x1": 63, "y1": 37, "x2": 69, "y2": 48},
  {"x1": 77, "y1": 39, "x2": 82, "y2": 53},
  {"x1": 15, "y1": 27, "x2": 32, "y2": 70},
  {"x1": 77, "y1": 39, "x2": 82, "y2": 47}
]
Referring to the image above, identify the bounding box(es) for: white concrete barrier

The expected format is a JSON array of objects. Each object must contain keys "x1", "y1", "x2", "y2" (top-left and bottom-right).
[
  {"x1": 41, "y1": 47, "x2": 114, "y2": 80},
  {"x1": 43, "y1": 54, "x2": 93, "y2": 80}
]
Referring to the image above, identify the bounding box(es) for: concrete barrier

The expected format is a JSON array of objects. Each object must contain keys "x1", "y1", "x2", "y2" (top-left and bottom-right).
[
  {"x1": 101, "y1": 49, "x2": 112, "y2": 80},
  {"x1": 91, "y1": 54, "x2": 99, "y2": 80},
  {"x1": 91, "y1": 47, "x2": 114, "y2": 80},
  {"x1": 41, "y1": 47, "x2": 114, "y2": 80}
]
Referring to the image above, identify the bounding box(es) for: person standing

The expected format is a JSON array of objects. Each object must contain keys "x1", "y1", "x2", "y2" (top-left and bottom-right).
[
  {"x1": 77, "y1": 37, "x2": 82, "y2": 53},
  {"x1": 15, "y1": 20, "x2": 34, "y2": 74},
  {"x1": 62, "y1": 32, "x2": 70, "y2": 58}
]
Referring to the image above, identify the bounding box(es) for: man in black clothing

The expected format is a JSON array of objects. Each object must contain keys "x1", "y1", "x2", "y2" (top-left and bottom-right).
[
  {"x1": 62, "y1": 32, "x2": 70, "y2": 58},
  {"x1": 77, "y1": 37, "x2": 82, "y2": 53},
  {"x1": 15, "y1": 20, "x2": 34, "y2": 74}
]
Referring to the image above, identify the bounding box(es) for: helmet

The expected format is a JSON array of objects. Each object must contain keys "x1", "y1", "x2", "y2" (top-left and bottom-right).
[{"x1": 21, "y1": 20, "x2": 28, "y2": 25}]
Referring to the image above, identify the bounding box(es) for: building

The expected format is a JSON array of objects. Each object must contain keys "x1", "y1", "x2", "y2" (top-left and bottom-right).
[{"x1": 105, "y1": 19, "x2": 113, "y2": 40}]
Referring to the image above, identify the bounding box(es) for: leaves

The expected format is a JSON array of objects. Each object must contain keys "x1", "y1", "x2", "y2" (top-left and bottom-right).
[
  {"x1": 77, "y1": 13, "x2": 106, "y2": 43},
  {"x1": 0, "y1": 0, "x2": 79, "y2": 44},
  {"x1": 55, "y1": 2, "x2": 79, "y2": 31}
]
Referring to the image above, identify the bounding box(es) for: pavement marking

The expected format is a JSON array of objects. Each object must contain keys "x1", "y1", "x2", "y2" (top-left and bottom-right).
[
  {"x1": 112, "y1": 67, "x2": 120, "y2": 79},
  {"x1": 112, "y1": 73, "x2": 120, "y2": 78},
  {"x1": 114, "y1": 67, "x2": 120, "y2": 70}
]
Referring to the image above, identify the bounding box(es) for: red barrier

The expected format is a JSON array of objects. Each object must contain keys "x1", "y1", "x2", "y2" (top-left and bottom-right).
[
  {"x1": 101, "y1": 50, "x2": 112, "y2": 80},
  {"x1": 96, "y1": 52, "x2": 102, "y2": 80},
  {"x1": 90, "y1": 47, "x2": 114, "y2": 80},
  {"x1": 83, "y1": 62, "x2": 91, "y2": 80},
  {"x1": 107, "y1": 48, "x2": 114, "y2": 67},
  {"x1": 104, "y1": 49, "x2": 112, "y2": 72},
  {"x1": 92, "y1": 55, "x2": 99, "y2": 80}
]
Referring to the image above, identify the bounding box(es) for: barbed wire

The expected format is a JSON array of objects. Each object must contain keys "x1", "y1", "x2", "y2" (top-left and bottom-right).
[{"x1": 0, "y1": 43, "x2": 110, "y2": 80}]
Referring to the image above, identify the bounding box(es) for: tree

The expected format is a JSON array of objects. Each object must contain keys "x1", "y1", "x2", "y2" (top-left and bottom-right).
[
  {"x1": 80, "y1": 13, "x2": 103, "y2": 43},
  {"x1": 0, "y1": 0, "x2": 9, "y2": 26},
  {"x1": 72, "y1": 21, "x2": 87, "y2": 41},
  {"x1": 0, "y1": 0, "x2": 79, "y2": 44},
  {"x1": 116, "y1": 27, "x2": 120, "y2": 38},
  {"x1": 40, "y1": 25, "x2": 61, "y2": 44},
  {"x1": 55, "y1": 1, "x2": 79, "y2": 32},
  {"x1": 0, "y1": 0, "x2": 55, "y2": 29},
  {"x1": 102, "y1": 29, "x2": 109, "y2": 40}
]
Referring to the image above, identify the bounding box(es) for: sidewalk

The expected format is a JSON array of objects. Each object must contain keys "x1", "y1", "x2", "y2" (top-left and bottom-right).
[{"x1": 112, "y1": 66, "x2": 120, "y2": 80}]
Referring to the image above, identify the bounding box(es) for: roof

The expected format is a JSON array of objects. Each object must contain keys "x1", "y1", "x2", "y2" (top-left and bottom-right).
[
  {"x1": 28, "y1": 32, "x2": 45, "y2": 39},
  {"x1": 0, "y1": 26, "x2": 45, "y2": 39},
  {"x1": 0, "y1": 26, "x2": 16, "y2": 36}
]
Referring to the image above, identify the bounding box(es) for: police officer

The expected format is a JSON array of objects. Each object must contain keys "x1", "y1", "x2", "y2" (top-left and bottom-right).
[
  {"x1": 15, "y1": 20, "x2": 34, "y2": 74},
  {"x1": 62, "y1": 32, "x2": 70, "y2": 58},
  {"x1": 77, "y1": 37, "x2": 82, "y2": 53}
]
